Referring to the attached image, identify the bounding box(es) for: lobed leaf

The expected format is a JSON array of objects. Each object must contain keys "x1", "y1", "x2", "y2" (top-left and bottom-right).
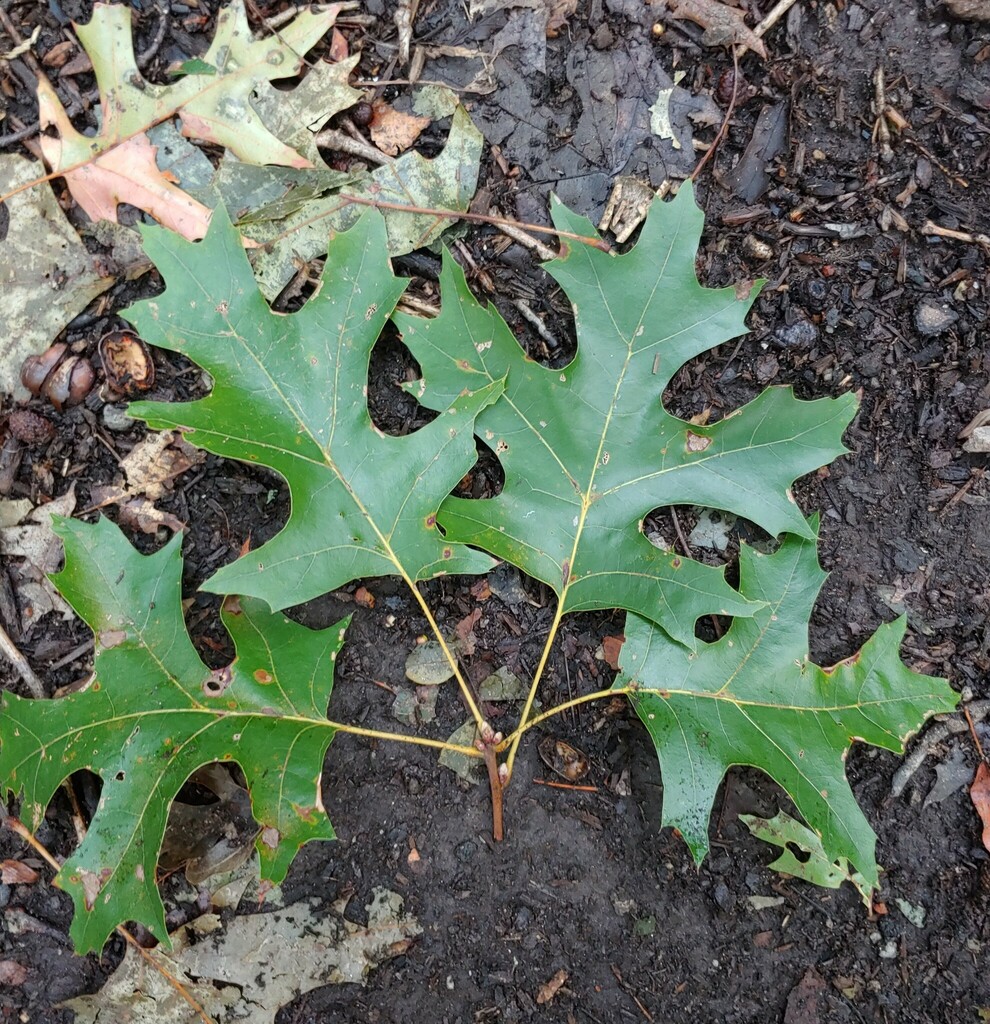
[
  {"x1": 395, "y1": 184, "x2": 858, "y2": 647},
  {"x1": 0, "y1": 518, "x2": 345, "y2": 953},
  {"x1": 37, "y1": 0, "x2": 343, "y2": 237},
  {"x1": 615, "y1": 523, "x2": 958, "y2": 885},
  {"x1": 125, "y1": 206, "x2": 502, "y2": 610}
]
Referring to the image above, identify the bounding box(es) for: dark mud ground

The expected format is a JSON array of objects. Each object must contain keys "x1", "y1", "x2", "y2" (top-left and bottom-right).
[{"x1": 2, "y1": 0, "x2": 990, "y2": 1021}]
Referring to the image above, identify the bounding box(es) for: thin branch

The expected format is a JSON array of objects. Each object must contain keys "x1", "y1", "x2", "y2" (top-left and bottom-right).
[
  {"x1": 4, "y1": 817, "x2": 216, "y2": 1024},
  {"x1": 500, "y1": 686, "x2": 632, "y2": 749},
  {"x1": 328, "y1": 717, "x2": 483, "y2": 758},
  {"x1": 0, "y1": 620, "x2": 45, "y2": 698},
  {"x1": 337, "y1": 193, "x2": 611, "y2": 252},
  {"x1": 690, "y1": 45, "x2": 740, "y2": 182}
]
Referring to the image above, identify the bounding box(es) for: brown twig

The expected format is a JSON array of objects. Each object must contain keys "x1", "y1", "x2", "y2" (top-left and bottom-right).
[
  {"x1": 337, "y1": 193, "x2": 610, "y2": 251},
  {"x1": 689, "y1": 46, "x2": 740, "y2": 182},
  {"x1": 752, "y1": 0, "x2": 803, "y2": 38},
  {"x1": 940, "y1": 467, "x2": 985, "y2": 517},
  {"x1": 964, "y1": 704, "x2": 987, "y2": 764},
  {"x1": 0, "y1": 620, "x2": 45, "y2": 698},
  {"x1": 482, "y1": 743, "x2": 504, "y2": 841},
  {"x1": 533, "y1": 778, "x2": 598, "y2": 793},
  {"x1": 4, "y1": 816, "x2": 216, "y2": 1024}
]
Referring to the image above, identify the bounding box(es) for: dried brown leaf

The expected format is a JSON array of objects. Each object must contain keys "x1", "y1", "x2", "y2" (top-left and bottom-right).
[
  {"x1": 971, "y1": 761, "x2": 990, "y2": 853},
  {"x1": 370, "y1": 104, "x2": 431, "y2": 156},
  {"x1": 665, "y1": 0, "x2": 768, "y2": 58},
  {"x1": 536, "y1": 968, "x2": 568, "y2": 1005}
]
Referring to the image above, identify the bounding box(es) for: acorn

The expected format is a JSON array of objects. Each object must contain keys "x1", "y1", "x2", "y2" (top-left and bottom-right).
[
  {"x1": 20, "y1": 343, "x2": 95, "y2": 411},
  {"x1": 351, "y1": 100, "x2": 374, "y2": 127},
  {"x1": 98, "y1": 330, "x2": 155, "y2": 395},
  {"x1": 20, "y1": 342, "x2": 67, "y2": 395}
]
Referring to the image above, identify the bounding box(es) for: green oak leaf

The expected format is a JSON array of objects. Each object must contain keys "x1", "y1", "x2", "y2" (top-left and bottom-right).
[
  {"x1": 125, "y1": 206, "x2": 501, "y2": 609},
  {"x1": 394, "y1": 184, "x2": 857, "y2": 647},
  {"x1": 741, "y1": 810, "x2": 873, "y2": 907},
  {"x1": 0, "y1": 517, "x2": 345, "y2": 954},
  {"x1": 615, "y1": 522, "x2": 958, "y2": 885}
]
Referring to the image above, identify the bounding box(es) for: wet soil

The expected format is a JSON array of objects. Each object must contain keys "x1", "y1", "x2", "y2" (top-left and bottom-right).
[{"x1": 2, "y1": 1, "x2": 990, "y2": 1022}]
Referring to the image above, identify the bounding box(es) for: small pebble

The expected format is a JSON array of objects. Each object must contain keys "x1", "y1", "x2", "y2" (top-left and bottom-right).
[
  {"x1": 455, "y1": 840, "x2": 477, "y2": 863},
  {"x1": 772, "y1": 320, "x2": 818, "y2": 349},
  {"x1": 103, "y1": 404, "x2": 136, "y2": 432},
  {"x1": 914, "y1": 300, "x2": 958, "y2": 337},
  {"x1": 513, "y1": 905, "x2": 534, "y2": 930}
]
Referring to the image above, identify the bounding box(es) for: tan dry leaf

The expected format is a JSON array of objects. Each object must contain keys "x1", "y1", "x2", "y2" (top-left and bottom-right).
[
  {"x1": 37, "y1": 91, "x2": 213, "y2": 241},
  {"x1": 89, "y1": 431, "x2": 203, "y2": 534},
  {"x1": 370, "y1": 104, "x2": 432, "y2": 156},
  {"x1": 0, "y1": 488, "x2": 77, "y2": 626},
  {"x1": 1, "y1": 859, "x2": 40, "y2": 884},
  {"x1": 536, "y1": 969, "x2": 569, "y2": 1005},
  {"x1": 664, "y1": 0, "x2": 768, "y2": 59}
]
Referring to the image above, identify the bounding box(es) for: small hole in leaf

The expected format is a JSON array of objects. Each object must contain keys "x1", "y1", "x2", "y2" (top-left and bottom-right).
[{"x1": 785, "y1": 841, "x2": 811, "y2": 864}]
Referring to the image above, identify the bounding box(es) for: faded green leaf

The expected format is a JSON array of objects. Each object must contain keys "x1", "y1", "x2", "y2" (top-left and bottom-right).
[
  {"x1": 251, "y1": 56, "x2": 361, "y2": 167},
  {"x1": 247, "y1": 105, "x2": 484, "y2": 299},
  {"x1": 125, "y1": 206, "x2": 501, "y2": 610},
  {"x1": 36, "y1": 0, "x2": 339, "y2": 235},
  {"x1": 741, "y1": 810, "x2": 873, "y2": 907},
  {"x1": 62, "y1": 889, "x2": 420, "y2": 1023},
  {"x1": 0, "y1": 517, "x2": 346, "y2": 953},
  {"x1": 405, "y1": 641, "x2": 456, "y2": 686},
  {"x1": 395, "y1": 184, "x2": 855, "y2": 647},
  {"x1": 616, "y1": 524, "x2": 957, "y2": 885},
  {"x1": 43, "y1": 0, "x2": 335, "y2": 168},
  {"x1": 0, "y1": 155, "x2": 112, "y2": 397}
]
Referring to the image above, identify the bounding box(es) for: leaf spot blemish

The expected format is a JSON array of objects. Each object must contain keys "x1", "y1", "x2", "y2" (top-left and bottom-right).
[
  {"x1": 672, "y1": 557, "x2": 682, "y2": 568},
  {"x1": 204, "y1": 666, "x2": 232, "y2": 696},
  {"x1": 215, "y1": 300, "x2": 229, "y2": 314},
  {"x1": 485, "y1": 430, "x2": 494, "y2": 440},
  {"x1": 559, "y1": 374, "x2": 566, "y2": 382},
  {"x1": 99, "y1": 629, "x2": 127, "y2": 649},
  {"x1": 442, "y1": 547, "x2": 453, "y2": 559},
  {"x1": 365, "y1": 303, "x2": 378, "y2": 320},
  {"x1": 425, "y1": 514, "x2": 436, "y2": 528},
  {"x1": 254, "y1": 668, "x2": 274, "y2": 684},
  {"x1": 601, "y1": 451, "x2": 610, "y2": 466},
  {"x1": 475, "y1": 340, "x2": 492, "y2": 353},
  {"x1": 495, "y1": 440, "x2": 508, "y2": 454},
  {"x1": 261, "y1": 826, "x2": 280, "y2": 848},
  {"x1": 457, "y1": 358, "x2": 471, "y2": 369},
  {"x1": 686, "y1": 431, "x2": 712, "y2": 452}
]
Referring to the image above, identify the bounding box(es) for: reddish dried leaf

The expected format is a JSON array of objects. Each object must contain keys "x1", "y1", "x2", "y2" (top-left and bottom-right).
[
  {"x1": 784, "y1": 967, "x2": 826, "y2": 1024},
  {"x1": 971, "y1": 761, "x2": 990, "y2": 852},
  {"x1": 455, "y1": 607, "x2": 482, "y2": 655},
  {"x1": 329, "y1": 27, "x2": 349, "y2": 61},
  {"x1": 1, "y1": 859, "x2": 39, "y2": 884},
  {"x1": 601, "y1": 634, "x2": 624, "y2": 670},
  {"x1": 37, "y1": 106, "x2": 212, "y2": 242},
  {"x1": 354, "y1": 586, "x2": 376, "y2": 609}
]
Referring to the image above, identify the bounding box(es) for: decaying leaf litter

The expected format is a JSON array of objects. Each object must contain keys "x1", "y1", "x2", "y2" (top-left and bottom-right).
[{"x1": 1, "y1": 0, "x2": 990, "y2": 1019}]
